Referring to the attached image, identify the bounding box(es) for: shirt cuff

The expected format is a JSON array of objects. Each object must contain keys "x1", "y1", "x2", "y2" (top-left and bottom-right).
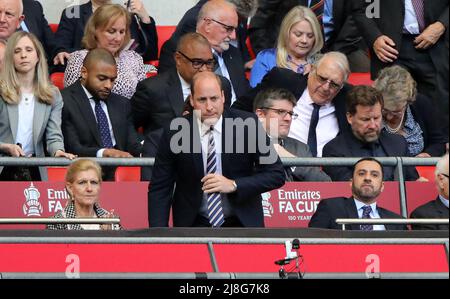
[{"x1": 97, "y1": 149, "x2": 106, "y2": 158}]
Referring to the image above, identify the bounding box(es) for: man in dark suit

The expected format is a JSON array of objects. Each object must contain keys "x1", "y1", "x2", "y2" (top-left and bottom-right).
[
  {"x1": 248, "y1": 0, "x2": 370, "y2": 71},
  {"x1": 322, "y1": 85, "x2": 419, "y2": 182},
  {"x1": 61, "y1": 49, "x2": 141, "y2": 180},
  {"x1": 352, "y1": 0, "x2": 449, "y2": 135},
  {"x1": 234, "y1": 52, "x2": 351, "y2": 158},
  {"x1": 132, "y1": 32, "x2": 232, "y2": 180},
  {"x1": 254, "y1": 87, "x2": 331, "y2": 181},
  {"x1": 157, "y1": 0, "x2": 256, "y2": 73},
  {"x1": 159, "y1": 0, "x2": 250, "y2": 103},
  {"x1": 53, "y1": 0, "x2": 158, "y2": 65},
  {"x1": 411, "y1": 154, "x2": 449, "y2": 230},
  {"x1": 148, "y1": 72, "x2": 285, "y2": 227},
  {"x1": 309, "y1": 157, "x2": 408, "y2": 230}
]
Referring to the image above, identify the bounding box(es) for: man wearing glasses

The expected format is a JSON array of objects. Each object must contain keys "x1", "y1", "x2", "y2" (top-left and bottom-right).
[
  {"x1": 254, "y1": 88, "x2": 331, "y2": 182},
  {"x1": 411, "y1": 153, "x2": 449, "y2": 230},
  {"x1": 131, "y1": 32, "x2": 232, "y2": 180},
  {"x1": 322, "y1": 85, "x2": 420, "y2": 182}
]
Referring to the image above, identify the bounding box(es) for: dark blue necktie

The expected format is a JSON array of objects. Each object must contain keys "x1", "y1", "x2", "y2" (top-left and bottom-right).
[
  {"x1": 360, "y1": 206, "x2": 374, "y2": 231},
  {"x1": 94, "y1": 99, "x2": 113, "y2": 148},
  {"x1": 307, "y1": 103, "x2": 321, "y2": 157}
]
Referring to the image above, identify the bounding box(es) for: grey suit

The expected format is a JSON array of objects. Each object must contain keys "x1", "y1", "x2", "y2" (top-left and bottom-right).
[
  {"x1": 282, "y1": 137, "x2": 331, "y2": 182},
  {"x1": 0, "y1": 91, "x2": 65, "y2": 180}
]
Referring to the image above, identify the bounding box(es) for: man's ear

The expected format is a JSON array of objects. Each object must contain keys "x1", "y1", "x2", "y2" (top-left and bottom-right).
[
  {"x1": 17, "y1": 15, "x2": 25, "y2": 29},
  {"x1": 80, "y1": 66, "x2": 88, "y2": 81},
  {"x1": 346, "y1": 112, "x2": 353, "y2": 125}
]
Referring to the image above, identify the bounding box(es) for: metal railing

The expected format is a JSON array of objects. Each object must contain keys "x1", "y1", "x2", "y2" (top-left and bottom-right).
[
  {"x1": 0, "y1": 218, "x2": 120, "y2": 225},
  {"x1": 0, "y1": 156, "x2": 441, "y2": 218},
  {"x1": 336, "y1": 218, "x2": 449, "y2": 230}
]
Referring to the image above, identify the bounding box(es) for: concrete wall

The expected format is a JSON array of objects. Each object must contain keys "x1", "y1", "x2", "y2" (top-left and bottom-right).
[{"x1": 38, "y1": 0, "x2": 198, "y2": 25}]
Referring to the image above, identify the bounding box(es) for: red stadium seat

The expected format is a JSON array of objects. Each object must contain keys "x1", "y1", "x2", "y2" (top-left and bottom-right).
[
  {"x1": 115, "y1": 167, "x2": 141, "y2": 182},
  {"x1": 416, "y1": 166, "x2": 436, "y2": 182},
  {"x1": 49, "y1": 23, "x2": 58, "y2": 33},
  {"x1": 50, "y1": 72, "x2": 65, "y2": 90},
  {"x1": 47, "y1": 167, "x2": 67, "y2": 182},
  {"x1": 246, "y1": 37, "x2": 256, "y2": 60},
  {"x1": 348, "y1": 72, "x2": 373, "y2": 86}
]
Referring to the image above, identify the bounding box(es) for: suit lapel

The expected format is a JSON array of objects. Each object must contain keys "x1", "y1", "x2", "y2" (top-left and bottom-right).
[
  {"x1": 221, "y1": 110, "x2": 231, "y2": 178},
  {"x1": 6, "y1": 104, "x2": 19, "y2": 142},
  {"x1": 167, "y1": 70, "x2": 185, "y2": 116},
  {"x1": 32, "y1": 100, "x2": 49, "y2": 149},
  {"x1": 73, "y1": 83, "x2": 102, "y2": 145},
  {"x1": 344, "y1": 197, "x2": 360, "y2": 230},
  {"x1": 105, "y1": 96, "x2": 120, "y2": 148},
  {"x1": 189, "y1": 114, "x2": 204, "y2": 180}
]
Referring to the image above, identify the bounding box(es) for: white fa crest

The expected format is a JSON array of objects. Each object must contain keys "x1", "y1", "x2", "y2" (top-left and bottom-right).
[
  {"x1": 261, "y1": 192, "x2": 274, "y2": 217},
  {"x1": 23, "y1": 183, "x2": 43, "y2": 217}
]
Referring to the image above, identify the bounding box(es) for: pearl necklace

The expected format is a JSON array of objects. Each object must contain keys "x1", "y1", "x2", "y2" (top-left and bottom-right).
[{"x1": 384, "y1": 112, "x2": 405, "y2": 134}]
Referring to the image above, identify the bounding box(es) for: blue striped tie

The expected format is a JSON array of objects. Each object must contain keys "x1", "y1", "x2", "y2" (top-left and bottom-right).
[
  {"x1": 360, "y1": 206, "x2": 374, "y2": 231},
  {"x1": 206, "y1": 126, "x2": 225, "y2": 227}
]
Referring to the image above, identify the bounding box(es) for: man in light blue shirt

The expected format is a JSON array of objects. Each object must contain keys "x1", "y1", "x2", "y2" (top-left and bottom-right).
[{"x1": 309, "y1": 157, "x2": 408, "y2": 230}]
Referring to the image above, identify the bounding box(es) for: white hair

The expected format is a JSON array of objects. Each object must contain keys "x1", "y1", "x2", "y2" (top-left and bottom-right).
[{"x1": 435, "y1": 153, "x2": 449, "y2": 177}]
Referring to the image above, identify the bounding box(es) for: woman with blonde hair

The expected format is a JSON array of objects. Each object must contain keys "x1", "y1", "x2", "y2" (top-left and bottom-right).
[
  {"x1": 47, "y1": 159, "x2": 121, "y2": 230},
  {"x1": 0, "y1": 31, "x2": 76, "y2": 181},
  {"x1": 374, "y1": 65, "x2": 447, "y2": 157},
  {"x1": 249, "y1": 5, "x2": 323, "y2": 87},
  {"x1": 64, "y1": 4, "x2": 146, "y2": 99}
]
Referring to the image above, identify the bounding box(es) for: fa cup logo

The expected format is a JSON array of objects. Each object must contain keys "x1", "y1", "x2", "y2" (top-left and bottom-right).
[{"x1": 23, "y1": 183, "x2": 43, "y2": 217}]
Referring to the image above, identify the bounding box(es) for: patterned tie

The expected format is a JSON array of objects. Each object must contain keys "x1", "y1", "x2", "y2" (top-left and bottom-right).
[
  {"x1": 310, "y1": 0, "x2": 325, "y2": 25},
  {"x1": 94, "y1": 99, "x2": 113, "y2": 148},
  {"x1": 206, "y1": 126, "x2": 225, "y2": 227},
  {"x1": 307, "y1": 103, "x2": 321, "y2": 157},
  {"x1": 360, "y1": 205, "x2": 374, "y2": 231},
  {"x1": 213, "y1": 53, "x2": 223, "y2": 76},
  {"x1": 411, "y1": 0, "x2": 426, "y2": 32}
]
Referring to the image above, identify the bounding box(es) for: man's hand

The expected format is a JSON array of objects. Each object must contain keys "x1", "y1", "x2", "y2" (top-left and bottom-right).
[
  {"x1": 0, "y1": 143, "x2": 25, "y2": 157},
  {"x1": 54, "y1": 150, "x2": 77, "y2": 160},
  {"x1": 373, "y1": 35, "x2": 399, "y2": 63},
  {"x1": 416, "y1": 152, "x2": 431, "y2": 158},
  {"x1": 416, "y1": 176, "x2": 429, "y2": 182},
  {"x1": 201, "y1": 174, "x2": 236, "y2": 194},
  {"x1": 414, "y1": 22, "x2": 446, "y2": 50},
  {"x1": 53, "y1": 52, "x2": 71, "y2": 66},
  {"x1": 103, "y1": 149, "x2": 133, "y2": 158}
]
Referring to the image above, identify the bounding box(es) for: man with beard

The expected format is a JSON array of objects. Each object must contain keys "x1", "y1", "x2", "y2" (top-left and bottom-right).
[
  {"x1": 322, "y1": 85, "x2": 420, "y2": 182},
  {"x1": 61, "y1": 48, "x2": 141, "y2": 180},
  {"x1": 309, "y1": 157, "x2": 408, "y2": 230}
]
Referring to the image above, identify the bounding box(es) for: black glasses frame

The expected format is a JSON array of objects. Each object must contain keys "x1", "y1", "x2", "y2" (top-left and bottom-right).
[
  {"x1": 206, "y1": 18, "x2": 237, "y2": 33},
  {"x1": 261, "y1": 107, "x2": 299, "y2": 119},
  {"x1": 177, "y1": 51, "x2": 216, "y2": 70}
]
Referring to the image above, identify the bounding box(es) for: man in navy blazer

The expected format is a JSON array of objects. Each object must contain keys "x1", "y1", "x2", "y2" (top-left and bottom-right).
[
  {"x1": 322, "y1": 85, "x2": 419, "y2": 181},
  {"x1": 309, "y1": 157, "x2": 408, "y2": 230},
  {"x1": 148, "y1": 72, "x2": 285, "y2": 227},
  {"x1": 411, "y1": 154, "x2": 449, "y2": 230}
]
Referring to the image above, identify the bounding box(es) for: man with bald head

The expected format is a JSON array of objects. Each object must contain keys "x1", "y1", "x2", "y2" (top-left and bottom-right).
[
  {"x1": 148, "y1": 72, "x2": 284, "y2": 227},
  {"x1": 61, "y1": 48, "x2": 141, "y2": 180}
]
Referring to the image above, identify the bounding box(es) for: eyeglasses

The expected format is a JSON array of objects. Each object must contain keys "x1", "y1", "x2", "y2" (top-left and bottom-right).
[
  {"x1": 206, "y1": 18, "x2": 237, "y2": 34},
  {"x1": 382, "y1": 104, "x2": 408, "y2": 117},
  {"x1": 440, "y1": 173, "x2": 449, "y2": 179},
  {"x1": 177, "y1": 51, "x2": 216, "y2": 70},
  {"x1": 314, "y1": 71, "x2": 343, "y2": 91},
  {"x1": 261, "y1": 107, "x2": 299, "y2": 119}
]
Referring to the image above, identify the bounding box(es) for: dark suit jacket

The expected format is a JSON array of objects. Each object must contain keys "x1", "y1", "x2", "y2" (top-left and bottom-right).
[
  {"x1": 410, "y1": 197, "x2": 449, "y2": 230},
  {"x1": 54, "y1": 1, "x2": 158, "y2": 61},
  {"x1": 148, "y1": 109, "x2": 285, "y2": 227},
  {"x1": 322, "y1": 130, "x2": 419, "y2": 181},
  {"x1": 248, "y1": 0, "x2": 366, "y2": 55},
  {"x1": 61, "y1": 81, "x2": 142, "y2": 158},
  {"x1": 233, "y1": 67, "x2": 350, "y2": 132},
  {"x1": 410, "y1": 94, "x2": 448, "y2": 157},
  {"x1": 282, "y1": 137, "x2": 331, "y2": 182},
  {"x1": 309, "y1": 197, "x2": 408, "y2": 230},
  {"x1": 352, "y1": 0, "x2": 449, "y2": 79},
  {"x1": 23, "y1": 0, "x2": 61, "y2": 60}
]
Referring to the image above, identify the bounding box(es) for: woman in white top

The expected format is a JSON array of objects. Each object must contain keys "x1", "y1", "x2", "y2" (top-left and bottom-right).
[
  {"x1": 0, "y1": 31, "x2": 76, "y2": 181},
  {"x1": 47, "y1": 159, "x2": 122, "y2": 230}
]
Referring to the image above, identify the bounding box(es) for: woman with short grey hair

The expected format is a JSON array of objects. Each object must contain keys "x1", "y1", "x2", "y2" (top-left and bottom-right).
[{"x1": 374, "y1": 65, "x2": 447, "y2": 157}]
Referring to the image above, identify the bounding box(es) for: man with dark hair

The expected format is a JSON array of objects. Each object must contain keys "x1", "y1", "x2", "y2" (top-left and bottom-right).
[
  {"x1": 322, "y1": 85, "x2": 420, "y2": 181},
  {"x1": 309, "y1": 157, "x2": 407, "y2": 230},
  {"x1": 148, "y1": 72, "x2": 285, "y2": 227},
  {"x1": 254, "y1": 88, "x2": 331, "y2": 182},
  {"x1": 61, "y1": 48, "x2": 141, "y2": 180}
]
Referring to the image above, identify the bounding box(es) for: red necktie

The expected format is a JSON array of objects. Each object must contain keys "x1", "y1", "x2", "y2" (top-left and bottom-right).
[{"x1": 411, "y1": 0, "x2": 426, "y2": 32}]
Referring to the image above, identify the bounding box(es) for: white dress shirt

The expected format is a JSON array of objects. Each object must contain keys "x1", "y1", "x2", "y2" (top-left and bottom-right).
[
  {"x1": 81, "y1": 86, "x2": 117, "y2": 157},
  {"x1": 16, "y1": 93, "x2": 35, "y2": 156},
  {"x1": 177, "y1": 72, "x2": 191, "y2": 102},
  {"x1": 439, "y1": 195, "x2": 449, "y2": 209},
  {"x1": 288, "y1": 89, "x2": 339, "y2": 157},
  {"x1": 354, "y1": 198, "x2": 386, "y2": 231},
  {"x1": 404, "y1": 0, "x2": 421, "y2": 34},
  {"x1": 213, "y1": 49, "x2": 237, "y2": 104}
]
